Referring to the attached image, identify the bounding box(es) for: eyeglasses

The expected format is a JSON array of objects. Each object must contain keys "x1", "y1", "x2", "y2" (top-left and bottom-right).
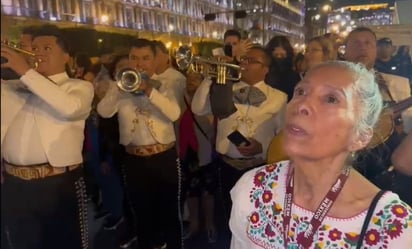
[{"x1": 239, "y1": 56, "x2": 265, "y2": 65}]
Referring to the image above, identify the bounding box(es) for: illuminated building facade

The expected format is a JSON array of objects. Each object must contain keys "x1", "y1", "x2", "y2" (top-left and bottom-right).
[
  {"x1": 1, "y1": 0, "x2": 306, "y2": 49},
  {"x1": 327, "y1": 3, "x2": 395, "y2": 38},
  {"x1": 1, "y1": 0, "x2": 234, "y2": 41},
  {"x1": 232, "y1": 0, "x2": 305, "y2": 48}
]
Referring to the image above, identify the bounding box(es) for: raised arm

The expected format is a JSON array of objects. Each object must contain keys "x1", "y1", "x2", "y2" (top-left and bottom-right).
[
  {"x1": 191, "y1": 78, "x2": 213, "y2": 116},
  {"x1": 149, "y1": 81, "x2": 182, "y2": 122},
  {"x1": 97, "y1": 83, "x2": 120, "y2": 118},
  {"x1": 21, "y1": 69, "x2": 94, "y2": 120}
]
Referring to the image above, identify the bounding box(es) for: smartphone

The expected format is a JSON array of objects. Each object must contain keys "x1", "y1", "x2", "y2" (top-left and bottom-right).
[
  {"x1": 227, "y1": 130, "x2": 250, "y2": 147},
  {"x1": 224, "y1": 44, "x2": 233, "y2": 57}
]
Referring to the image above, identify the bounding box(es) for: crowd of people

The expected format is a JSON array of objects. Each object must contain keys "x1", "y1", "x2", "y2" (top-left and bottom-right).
[{"x1": 1, "y1": 23, "x2": 412, "y2": 249}]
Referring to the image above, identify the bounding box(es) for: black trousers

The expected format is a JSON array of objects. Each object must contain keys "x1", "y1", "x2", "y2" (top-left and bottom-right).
[
  {"x1": 123, "y1": 147, "x2": 182, "y2": 249},
  {"x1": 1, "y1": 167, "x2": 88, "y2": 249}
]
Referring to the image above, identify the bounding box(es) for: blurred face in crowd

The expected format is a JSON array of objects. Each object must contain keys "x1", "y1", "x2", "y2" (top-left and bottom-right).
[
  {"x1": 95, "y1": 56, "x2": 129, "y2": 100},
  {"x1": 344, "y1": 31, "x2": 376, "y2": 70},
  {"x1": 100, "y1": 53, "x2": 114, "y2": 68},
  {"x1": 114, "y1": 57, "x2": 130, "y2": 77},
  {"x1": 129, "y1": 46, "x2": 156, "y2": 77},
  {"x1": 155, "y1": 46, "x2": 170, "y2": 74},
  {"x1": 224, "y1": 35, "x2": 240, "y2": 57},
  {"x1": 283, "y1": 65, "x2": 359, "y2": 160},
  {"x1": 304, "y1": 40, "x2": 324, "y2": 70},
  {"x1": 186, "y1": 72, "x2": 203, "y2": 97},
  {"x1": 32, "y1": 36, "x2": 70, "y2": 76},
  {"x1": 272, "y1": 46, "x2": 287, "y2": 59},
  {"x1": 20, "y1": 34, "x2": 33, "y2": 51},
  {"x1": 239, "y1": 48, "x2": 269, "y2": 85},
  {"x1": 377, "y1": 44, "x2": 394, "y2": 60}
]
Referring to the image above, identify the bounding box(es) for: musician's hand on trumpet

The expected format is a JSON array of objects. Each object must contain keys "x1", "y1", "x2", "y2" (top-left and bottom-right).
[
  {"x1": 135, "y1": 74, "x2": 153, "y2": 97},
  {"x1": 1, "y1": 44, "x2": 31, "y2": 78}
]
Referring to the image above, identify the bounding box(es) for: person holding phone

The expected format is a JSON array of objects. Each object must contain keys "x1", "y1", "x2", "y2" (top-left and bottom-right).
[
  {"x1": 223, "y1": 29, "x2": 253, "y2": 63},
  {"x1": 191, "y1": 46, "x2": 287, "y2": 237}
]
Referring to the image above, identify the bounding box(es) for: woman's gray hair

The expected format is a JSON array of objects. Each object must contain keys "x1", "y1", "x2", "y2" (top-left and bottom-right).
[{"x1": 310, "y1": 61, "x2": 383, "y2": 141}]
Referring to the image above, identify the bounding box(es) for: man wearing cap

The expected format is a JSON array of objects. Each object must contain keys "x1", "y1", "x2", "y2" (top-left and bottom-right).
[{"x1": 375, "y1": 37, "x2": 402, "y2": 77}]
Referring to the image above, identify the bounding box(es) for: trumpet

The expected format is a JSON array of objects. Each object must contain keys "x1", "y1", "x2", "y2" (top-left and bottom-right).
[
  {"x1": 116, "y1": 68, "x2": 144, "y2": 93},
  {"x1": 116, "y1": 68, "x2": 161, "y2": 93},
  {"x1": 175, "y1": 45, "x2": 241, "y2": 84},
  {"x1": 1, "y1": 40, "x2": 39, "y2": 80}
]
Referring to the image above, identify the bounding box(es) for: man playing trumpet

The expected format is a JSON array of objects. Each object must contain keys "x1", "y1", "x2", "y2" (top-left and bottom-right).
[
  {"x1": 97, "y1": 38, "x2": 183, "y2": 249},
  {"x1": 191, "y1": 46, "x2": 287, "y2": 235},
  {"x1": 1, "y1": 24, "x2": 94, "y2": 249}
]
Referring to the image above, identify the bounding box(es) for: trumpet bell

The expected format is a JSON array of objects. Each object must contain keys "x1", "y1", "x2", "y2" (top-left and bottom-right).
[
  {"x1": 175, "y1": 45, "x2": 242, "y2": 84},
  {"x1": 116, "y1": 68, "x2": 142, "y2": 93},
  {"x1": 175, "y1": 45, "x2": 193, "y2": 71}
]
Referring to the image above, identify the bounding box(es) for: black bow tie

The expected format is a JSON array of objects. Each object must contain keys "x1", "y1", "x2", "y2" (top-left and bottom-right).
[{"x1": 233, "y1": 85, "x2": 267, "y2": 107}]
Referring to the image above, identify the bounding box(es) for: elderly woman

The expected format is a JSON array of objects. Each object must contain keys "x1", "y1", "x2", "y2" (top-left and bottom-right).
[{"x1": 230, "y1": 61, "x2": 412, "y2": 248}]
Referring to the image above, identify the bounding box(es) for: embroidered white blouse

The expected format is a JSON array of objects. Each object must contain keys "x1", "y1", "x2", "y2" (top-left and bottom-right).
[{"x1": 230, "y1": 161, "x2": 412, "y2": 249}]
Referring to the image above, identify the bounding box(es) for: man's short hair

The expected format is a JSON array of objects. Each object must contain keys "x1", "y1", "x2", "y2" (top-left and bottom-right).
[
  {"x1": 345, "y1": 27, "x2": 377, "y2": 44},
  {"x1": 152, "y1": 40, "x2": 168, "y2": 54},
  {"x1": 130, "y1": 38, "x2": 157, "y2": 55},
  {"x1": 224, "y1": 29, "x2": 241, "y2": 41},
  {"x1": 250, "y1": 45, "x2": 272, "y2": 67},
  {"x1": 32, "y1": 24, "x2": 70, "y2": 53},
  {"x1": 21, "y1": 25, "x2": 38, "y2": 36}
]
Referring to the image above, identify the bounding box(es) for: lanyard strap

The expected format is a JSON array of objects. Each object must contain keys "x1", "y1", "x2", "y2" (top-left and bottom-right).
[{"x1": 283, "y1": 166, "x2": 350, "y2": 248}]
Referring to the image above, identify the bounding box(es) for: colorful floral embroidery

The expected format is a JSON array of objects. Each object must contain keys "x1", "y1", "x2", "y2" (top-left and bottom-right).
[{"x1": 246, "y1": 162, "x2": 412, "y2": 249}]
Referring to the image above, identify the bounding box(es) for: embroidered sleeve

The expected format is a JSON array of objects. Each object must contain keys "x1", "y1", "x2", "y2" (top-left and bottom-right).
[
  {"x1": 362, "y1": 198, "x2": 412, "y2": 248},
  {"x1": 246, "y1": 163, "x2": 285, "y2": 248}
]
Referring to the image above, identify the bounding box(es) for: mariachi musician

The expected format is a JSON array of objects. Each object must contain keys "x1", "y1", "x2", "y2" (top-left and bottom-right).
[
  {"x1": 97, "y1": 38, "x2": 184, "y2": 249},
  {"x1": 1, "y1": 24, "x2": 93, "y2": 249},
  {"x1": 191, "y1": 45, "x2": 287, "y2": 230},
  {"x1": 343, "y1": 27, "x2": 412, "y2": 204}
]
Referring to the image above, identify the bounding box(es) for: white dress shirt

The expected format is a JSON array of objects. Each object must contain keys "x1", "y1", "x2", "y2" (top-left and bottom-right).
[
  {"x1": 191, "y1": 79, "x2": 287, "y2": 161},
  {"x1": 97, "y1": 75, "x2": 181, "y2": 146},
  {"x1": 1, "y1": 69, "x2": 94, "y2": 166},
  {"x1": 153, "y1": 67, "x2": 186, "y2": 111}
]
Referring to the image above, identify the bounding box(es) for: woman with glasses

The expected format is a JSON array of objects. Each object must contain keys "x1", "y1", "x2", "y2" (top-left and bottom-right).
[{"x1": 304, "y1": 36, "x2": 337, "y2": 72}]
